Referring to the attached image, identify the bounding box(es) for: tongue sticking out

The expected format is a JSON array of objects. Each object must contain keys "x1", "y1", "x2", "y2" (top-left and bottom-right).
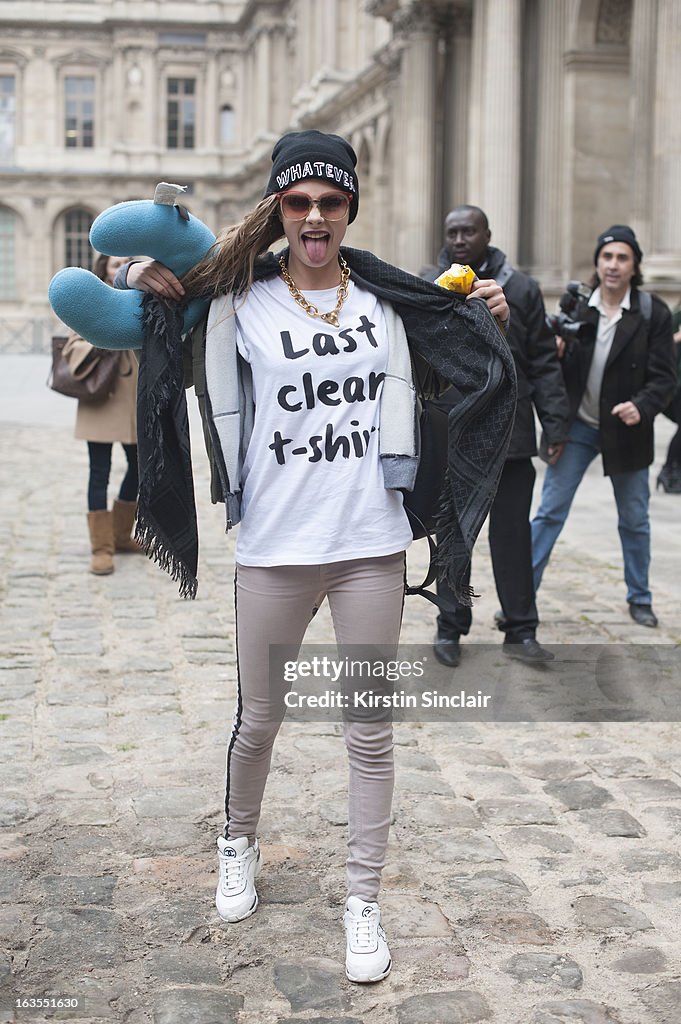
[{"x1": 303, "y1": 233, "x2": 329, "y2": 263}]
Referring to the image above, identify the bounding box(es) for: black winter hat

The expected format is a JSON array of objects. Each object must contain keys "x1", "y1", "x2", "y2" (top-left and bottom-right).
[
  {"x1": 594, "y1": 225, "x2": 643, "y2": 264},
  {"x1": 265, "y1": 129, "x2": 359, "y2": 223}
]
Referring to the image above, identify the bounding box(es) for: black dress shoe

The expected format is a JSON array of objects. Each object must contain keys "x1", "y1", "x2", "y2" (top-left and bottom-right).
[
  {"x1": 629, "y1": 603, "x2": 658, "y2": 628},
  {"x1": 502, "y1": 638, "x2": 555, "y2": 663},
  {"x1": 433, "y1": 636, "x2": 461, "y2": 667}
]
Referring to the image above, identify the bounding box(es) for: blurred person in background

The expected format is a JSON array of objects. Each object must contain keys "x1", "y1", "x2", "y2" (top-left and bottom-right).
[
  {"x1": 531, "y1": 226, "x2": 676, "y2": 628},
  {"x1": 656, "y1": 302, "x2": 681, "y2": 493},
  {"x1": 63, "y1": 253, "x2": 141, "y2": 574},
  {"x1": 426, "y1": 205, "x2": 569, "y2": 665}
]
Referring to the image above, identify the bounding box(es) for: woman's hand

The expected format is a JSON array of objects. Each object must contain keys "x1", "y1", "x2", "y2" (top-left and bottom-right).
[
  {"x1": 467, "y1": 278, "x2": 509, "y2": 324},
  {"x1": 127, "y1": 260, "x2": 185, "y2": 301}
]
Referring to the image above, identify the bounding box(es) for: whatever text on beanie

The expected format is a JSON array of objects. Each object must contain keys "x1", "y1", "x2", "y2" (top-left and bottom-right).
[
  {"x1": 594, "y1": 225, "x2": 643, "y2": 264},
  {"x1": 265, "y1": 129, "x2": 360, "y2": 223}
]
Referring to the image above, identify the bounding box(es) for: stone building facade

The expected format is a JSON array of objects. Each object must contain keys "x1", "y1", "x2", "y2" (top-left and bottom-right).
[{"x1": 0, "y1": 0, "x2": 678, "y2": 351}]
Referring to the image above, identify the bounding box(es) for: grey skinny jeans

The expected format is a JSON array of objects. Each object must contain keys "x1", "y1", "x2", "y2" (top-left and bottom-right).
[{"x1": 225, "y1": 551, "x2": 406, "y2": 900}]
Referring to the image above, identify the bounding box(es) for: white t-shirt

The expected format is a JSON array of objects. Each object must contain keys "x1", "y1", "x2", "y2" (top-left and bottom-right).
[{"x1": 233, "y1": 275, "x2": 413, "y2": 566}]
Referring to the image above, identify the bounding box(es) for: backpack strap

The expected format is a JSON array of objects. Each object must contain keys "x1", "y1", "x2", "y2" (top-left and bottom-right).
[{"x1": 637, "y1": 289, "x2": 652, "y2": 323}]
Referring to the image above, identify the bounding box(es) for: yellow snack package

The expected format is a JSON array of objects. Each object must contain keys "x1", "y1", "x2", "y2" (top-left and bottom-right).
[{"x1": 435, "y1": 262, "x2": 476, "y2": 295}]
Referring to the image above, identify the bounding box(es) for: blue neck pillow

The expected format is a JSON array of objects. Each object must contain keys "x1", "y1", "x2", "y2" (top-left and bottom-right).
[{"x1": 48, "y1": 184, "x2": 216, "y2": 349}]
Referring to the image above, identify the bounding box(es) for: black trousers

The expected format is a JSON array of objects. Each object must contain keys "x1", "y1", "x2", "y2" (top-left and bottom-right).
[{"x1": 437, "y1": 457, "x2": 539, "y2": 642}]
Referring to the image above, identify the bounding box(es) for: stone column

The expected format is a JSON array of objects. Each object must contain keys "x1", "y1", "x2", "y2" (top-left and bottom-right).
[
  {"x1": 204, "y1": 51, "x2": 218, "y2": 151},
  {"x1": 300, "y1": 0, "x2": 315, "y2": 87},
  {"x1": 442, "y1": 11, "x2": 472, "y2": 214},
  {"x1": 392, "y1": 4, "x2": 439, "y2": 272},
  {"x1": 373, "y1": 110, "x2": 392, "y2": 259},
  {"x1": 268, "y1": 24, "x2": 286, "y2": 133},
  {"x1": 629, "y1": 0, "x2": 656, "y2": 253},
  {"x1": 343, "y1": 0, "x2": 360, "y2": 69},
  {"x1": 474, "y1": 0, "x2": 522, "y2": 263},
  {"x1": 528, "y1": 0, "x2": 570, "y2": 288},
  {"x1": 243, "y1": 42, "x2": 255, "y2": 140},
  {"x1": 467, "y1": 0, "x2": 486, "y2": 197},
  {"x1": 109, "y1": 48, "x2": 125, "y2": 152},
  {"x1": 646, "y1": 0, "x2": 681, "y2": 282},
  {"x1": 255, "y1": 28, "x2": 271, "y2": 134},
  {"x1": 316, "y1": 0, "x2": 338, "y2": 70}
]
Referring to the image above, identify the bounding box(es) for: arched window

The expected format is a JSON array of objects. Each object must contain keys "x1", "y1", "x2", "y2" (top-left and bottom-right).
[
  {"x1": 220, "y1": 104, "x2": 235, "y2": 146},
  {"x1": 0, "y1": 206, "x2": 16, "y2": 299},
  {"x1": 64, "y1": 208, "x2": 94, "y2": 269}
]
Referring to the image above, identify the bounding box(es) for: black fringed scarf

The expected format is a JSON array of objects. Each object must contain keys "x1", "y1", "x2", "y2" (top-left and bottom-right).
[
  {"x1": 134, "y1": 292, "x2": 198, "y2": 598},
  {"x1": 342, "y1": 248, "x2": 517, "y2": 604},
  {"x1": 134, "y1": 247, "x2": 517, "y2": 604}
]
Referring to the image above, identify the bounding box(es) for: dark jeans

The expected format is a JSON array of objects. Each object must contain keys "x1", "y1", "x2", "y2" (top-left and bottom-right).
[
  {"x1": 437, "y1": 458, "x2": 539, "y2": 642},
  {"x1": 87, "y1": 442, "x2": 139, "y2": 511},
  {"x1": 532, "y1": 419, "x2": 651, "y2": 606}
]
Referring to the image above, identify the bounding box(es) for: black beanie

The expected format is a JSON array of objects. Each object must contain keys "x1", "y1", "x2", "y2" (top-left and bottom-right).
[
  {"x1": 594, "y1": 225, "x2": 643, "y2": 264},
  {"x1": 265, "y1": 129, "x2": 359, "y2": 223}
]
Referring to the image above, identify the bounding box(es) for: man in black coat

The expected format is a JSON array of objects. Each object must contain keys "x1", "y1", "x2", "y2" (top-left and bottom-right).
[
  {"x1": 430, "y1": 205, "x2": 570, "y2": 665},
  {"x1": 531, "y1": 225, "x2": 676, "y2": 628}
]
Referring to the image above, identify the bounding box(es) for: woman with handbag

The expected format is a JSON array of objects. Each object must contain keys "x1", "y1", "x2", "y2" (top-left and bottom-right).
[
  {"x1": 63, "y1": 252, "x2": 142, "y2": 574},
  {"x1": 112, "y1": 130, "x2": 513, "y2": 982}
]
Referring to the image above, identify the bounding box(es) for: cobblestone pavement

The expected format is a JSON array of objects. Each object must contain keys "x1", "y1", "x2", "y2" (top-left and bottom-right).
[{"x1": 1, "y1": 357, "x2": 680, "y2": 1024}]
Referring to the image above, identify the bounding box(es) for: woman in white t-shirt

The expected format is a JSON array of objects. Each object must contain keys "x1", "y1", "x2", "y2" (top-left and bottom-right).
[{"x1": 124, "y1": 130, "x2": 509, "y2": 984}]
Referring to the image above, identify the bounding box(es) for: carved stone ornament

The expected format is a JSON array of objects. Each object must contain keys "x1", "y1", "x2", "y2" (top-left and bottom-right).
[
  {"x1": 596, "y1": 0, "x2": 632, "y2": 45},
  {"x1": 392, "y1": 0, "x2": 452, "y2": 37},
  {"x1": 364, "y1": 0, "x2": 400, "y2": 19}
]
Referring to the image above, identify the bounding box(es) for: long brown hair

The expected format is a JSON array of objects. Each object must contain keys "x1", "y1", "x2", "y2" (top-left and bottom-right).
[
  {"x1": 182, "y1": 194, "x2": 283, "y2": 298},
  {"x1": 93, "y1": 251, "x2": 111, "y2": 282}
]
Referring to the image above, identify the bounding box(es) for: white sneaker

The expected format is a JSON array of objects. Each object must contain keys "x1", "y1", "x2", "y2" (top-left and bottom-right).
[
  {"x1": 215, "y1": 836, "x2": 262, "y2": 922},
  {"x1": 343, "y1": 895, "x2": 392, "y2": 983}
]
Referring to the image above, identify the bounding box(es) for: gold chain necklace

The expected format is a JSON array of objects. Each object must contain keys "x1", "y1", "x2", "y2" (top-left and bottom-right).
[{"x1": 278, "y1": 255, "x2": 350, "y2": 328}]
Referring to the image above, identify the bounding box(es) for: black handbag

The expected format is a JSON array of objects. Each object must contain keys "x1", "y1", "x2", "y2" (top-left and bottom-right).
[{"x1": 49, "y1": 335, "x2": 123, "y2": 404}]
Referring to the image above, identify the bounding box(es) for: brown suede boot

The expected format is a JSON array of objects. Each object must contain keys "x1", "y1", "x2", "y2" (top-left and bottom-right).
[
  {"x1": 87, "y1": 510, "x2": 114, "y2": 575},
  {"x1": 112, "y1": 499, "x2": 143, "y2": 553}
]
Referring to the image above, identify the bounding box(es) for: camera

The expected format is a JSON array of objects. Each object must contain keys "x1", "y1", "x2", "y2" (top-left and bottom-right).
[{"x1": 545, "y1": 280, "x2": 593, "y2": 342}]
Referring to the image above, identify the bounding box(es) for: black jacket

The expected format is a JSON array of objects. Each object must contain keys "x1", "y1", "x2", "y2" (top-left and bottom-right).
[
  {"x1": 559, "y1": 286, "x2": 676, "y2": 475},
  {"x1": 432, "y1": 246, "x2": 569, "y2": 459}
]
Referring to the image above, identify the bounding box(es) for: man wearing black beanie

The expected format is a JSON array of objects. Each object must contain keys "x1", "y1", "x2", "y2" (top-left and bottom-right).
[{"x1": 531, "y1": 225, "x2": 676, "y2": 628}]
